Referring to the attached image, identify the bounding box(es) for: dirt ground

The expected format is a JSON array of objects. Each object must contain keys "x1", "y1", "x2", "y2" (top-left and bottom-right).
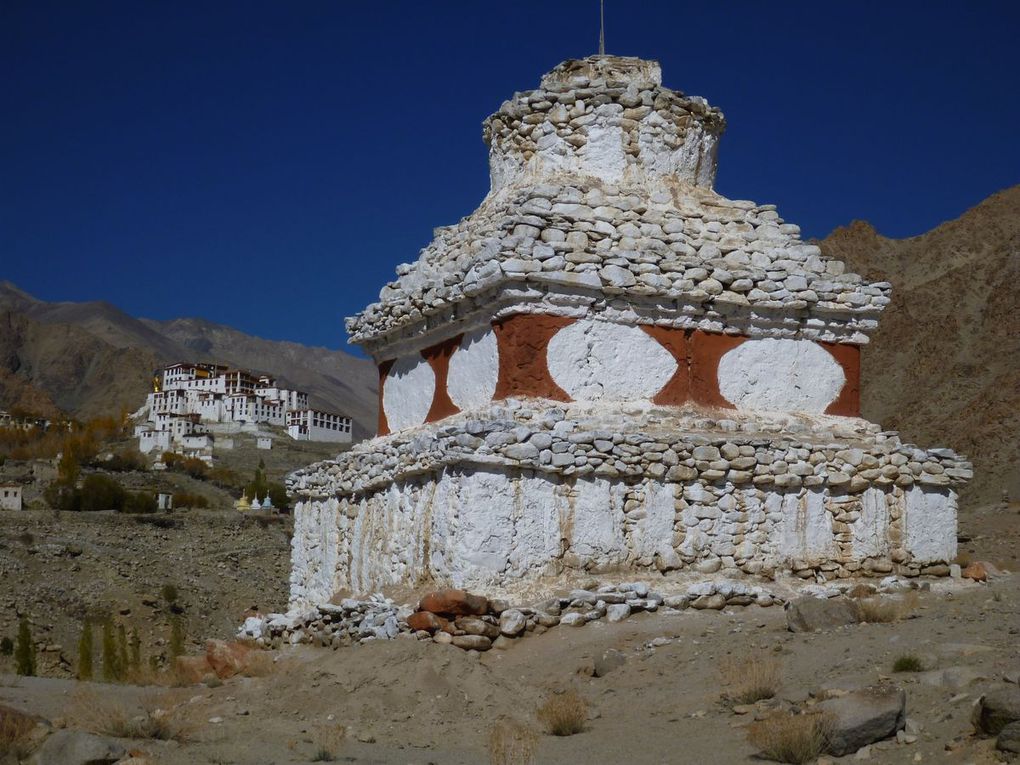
[{"x1": 1, "y1": 501, "x2": 1018, "y2": 764}]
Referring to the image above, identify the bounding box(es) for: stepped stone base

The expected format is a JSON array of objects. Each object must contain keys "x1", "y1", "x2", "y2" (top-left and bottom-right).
[{"x1": 288, "y1": 402, "x2": 965, "y2": 607}]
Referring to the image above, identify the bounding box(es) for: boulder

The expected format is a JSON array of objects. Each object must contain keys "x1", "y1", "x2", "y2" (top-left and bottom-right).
[
  {"x1": 407, "y1": 611, "x2": 448, "y2": 633},
  {"x1": 498, "y1": 609, "x2": 527, "y2": 637},
  {"x1": 606, "y1": 603, "x2": 631, "y2": 623},
  {"x1": 786, "y1": 596, "x2": 862, "y2": 632},
  {"x1": 963, "y1": 561, "x2": 989, "y2": 582},
  {"x1": 998, "y1": 721, "x2": 1020, "y2": 753},
  {"x1": 205, "y1": 639, "x2": 254, "y2": 679},
  {"x1": 418, "y1": 589, "x2": 489, "y2": 616},
  {"x1": 560, "y1": 612, "x2": 586, "y2": 626},
  {"x1": 691, "y1": 594, "x2": 726, "y2": 610},
  {"x1": 594, "y1": 648, "x2": 626, "y2": 678},
  {"x1": 818, "y1": 684, "x2": 906, "y2": 756},
  {"x1": 972, "y1": 685, "x2": 1020, "y2": 735},
  {"x1": 455, "y1": 617, "x2": 499, "y2": 639},
  {"x1": 450, "y1": 634, "x2": 492, "y2": 651},
  {"x1": 28, "y1": 730, "x2": 125, "y2": 765}
]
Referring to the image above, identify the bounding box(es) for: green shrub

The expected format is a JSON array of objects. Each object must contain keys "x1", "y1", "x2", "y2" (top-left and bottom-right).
[
  {"x1": 161, "y1": 584, "x2": 179, "y2": 604},
  {"x1": 169, "y1": 616, "x2": 185, "y2": 659},
  {"x1": 0, "y1": 637, "x2": 12, "y2": 656},
  {"x1": 14, "y1": 618, "x2": 35, "y2": 677},
  {"x1": 123, "y1": 491, "x2": 157, "y2": 514},
  {"x1": 79, "y1": 474, "x2": 127, "y2": 512},
  {"x1": 172, "y1": 492, "x2": 209, "y2": 509},
  {"x1": 892, "y1": 654, "x2": 924, "y2": 672}
]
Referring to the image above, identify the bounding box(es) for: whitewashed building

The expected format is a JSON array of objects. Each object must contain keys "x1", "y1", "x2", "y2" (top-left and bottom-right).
[
  {"x1": 135, "y1": 362, "x2": 351, "y2": 455},
  {"x1": 286, "y1": 409, "x2": 352, "y2": 443},
  {"x1": 0, "y1": 484, "x2": 23, "y2": 511}
]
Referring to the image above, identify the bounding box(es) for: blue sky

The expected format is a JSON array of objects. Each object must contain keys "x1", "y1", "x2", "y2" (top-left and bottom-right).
[{"x1": 2, "y1": 1, "x2": 1017, "y2": 351}]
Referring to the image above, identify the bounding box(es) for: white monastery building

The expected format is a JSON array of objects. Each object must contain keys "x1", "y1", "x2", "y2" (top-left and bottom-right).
[
  {"x1": 287, "y1": 56, "x2": 971, "y2": 607},
  {"x1": 135, "y1": 362, "x2": 351, "y2": 456}
]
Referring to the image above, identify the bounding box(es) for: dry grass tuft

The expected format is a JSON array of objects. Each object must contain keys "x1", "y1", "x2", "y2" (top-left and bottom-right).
[
  {"x1": 240, "y1": 650, "x2": 277, "y2": 678},
  {"x1": 0, "y1": 705, "x2": 37, "y2": 758},
  {"x1": 489, "y1": 719, "x2": 538, "y2": 765},
  {"x1": 856, "y1": 591, "x2": 919, "y2": 623},
  {"x1": 747, "y1": 710, "x2": 833, "y2": 764},
  {"x1": 536, "y1": 690, "x2": 588, "y2": 736},
  {"x1": 67, "y1": 689, "x2": 196, "y2": 742},
  {"x1": 720, "y1": 652, "x2": 782, "y2": 705},
  {"x1": 309, "y1": 723, "x2": 346, "y2": 762}
]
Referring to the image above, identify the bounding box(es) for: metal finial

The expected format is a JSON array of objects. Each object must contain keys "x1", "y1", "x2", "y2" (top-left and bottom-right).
[{"x1": 599, "y1": 0, "x2": 605, "y2": 56}]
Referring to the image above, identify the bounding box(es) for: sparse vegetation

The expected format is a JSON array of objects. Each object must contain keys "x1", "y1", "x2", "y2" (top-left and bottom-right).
[
  {"x1": 162, "y1": 452, "x2": 210, "y2": 480},
  {"x1": 310, "y1": 723, "x2": 347, "y2": 762},
  {"x1": 892, "y1": 654, "x2": 925, "y2": 672},
  {"x1": 14, "y1": 617, "x2": 35, "y2": 677},
  {"x1": 77, "y1": 621, "x2": 94, "y2": 680},
  {"x1": 0, "y1": 704, "x2": 36, "y2": 759},
  {"x1": 536, "y1": 690, "x2": 587, "y2": 736},
  {"x1": 747, "y1": 711, "x2": 833, "y2": 764},
  {"x1": 720, "y1": 652, "x2": 782, "y2": 704},
  {"x1": 856, "y1": 592, "x2": 919, "y2": 623},
  {"x1": 68, "y1": 689, "x2": 194, "y2": 742},
  {"x1": 489, "y1": 719, "x2": 537, "y2": 765},
  {"x1": 162, "y1": 583, "x2": 179, "y2": 604},
  {"x1": 102, "y1": 620, "x2": 122, "y2": 681}
]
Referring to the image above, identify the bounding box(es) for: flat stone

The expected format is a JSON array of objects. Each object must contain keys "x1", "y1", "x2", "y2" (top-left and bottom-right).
[
  {"x1": 691, "y1": 594, "x2": 726, "y2": 610},
  {"x1": 27, "y1": 730, "x2": 125, "y2": 765},
  {"x1": 451, "y1": 634, "x2": 492, "y2": 651},
  {"x1": 455, "y1": 616, "x2": 500, "y2": 639},
  {"x1": 786, "y1": 596, "x2": 862, "y2": 633},
  {"x1": 818, "y1": 685, "x2": 906, "y2": 757}
]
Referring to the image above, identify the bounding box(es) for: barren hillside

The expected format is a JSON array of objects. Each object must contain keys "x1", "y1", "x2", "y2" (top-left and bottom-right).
[
  {"x1": 0, "y1": 283, "x2": 378, "y2": 437},
  {"x1": 820, "y1": 185, "x2": 1020, "y2": 505}
]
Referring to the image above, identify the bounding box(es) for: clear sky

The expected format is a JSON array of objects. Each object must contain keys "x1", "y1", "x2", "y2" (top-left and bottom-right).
[{"x1": 2, "y1": 1, "x2": 1017, "y2": 351}]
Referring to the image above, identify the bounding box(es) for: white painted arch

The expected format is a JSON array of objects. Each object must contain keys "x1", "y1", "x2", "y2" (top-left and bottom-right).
[
  {"x1": 547, "y1": 318, "x2": 678, "y2": 402},
  {"x1": 382, "y1": 354, "x2": 436, "y2": 432}
]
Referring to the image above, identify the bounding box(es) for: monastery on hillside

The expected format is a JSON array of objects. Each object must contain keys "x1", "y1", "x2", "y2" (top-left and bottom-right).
[
  {"x1": 288, "y1": 56, "x2": 970, "y2": 606},
  {"x1": 135, "y1": 362, "x2": 351, "y2": 458}
]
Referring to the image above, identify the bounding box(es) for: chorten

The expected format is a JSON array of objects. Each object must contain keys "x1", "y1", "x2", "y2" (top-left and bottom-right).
[{"x1": 288, "y1": 56, "x2": 970, "y2": 606}]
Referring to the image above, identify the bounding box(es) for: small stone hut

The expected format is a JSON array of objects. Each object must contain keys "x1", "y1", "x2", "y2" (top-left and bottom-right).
[{"x1": 288, "y1": 56, "x2": 970, "y2": 606}]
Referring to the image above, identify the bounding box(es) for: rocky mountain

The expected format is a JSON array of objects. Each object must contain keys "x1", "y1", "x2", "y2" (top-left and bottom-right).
[
  {"x1": 0, "y1": 283, "x2": 378, "y2": 438},
  {"x1": 820, "y1": 185, "x2": 1020, "y2": 505}
]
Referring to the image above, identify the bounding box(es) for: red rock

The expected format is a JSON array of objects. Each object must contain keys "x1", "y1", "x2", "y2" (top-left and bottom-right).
[
  {"x1": 418, "y1": 589, "x2": 489, "y2": 616},
  {"x1": 963, "y1": 562, "x2": 989, "y2": 582},
  {"x1": 407, "y1": 611, "x2": 449, "y2": 632},
  {"x1": 205, "y1": 639, "x2": 254, "y2": 679}
]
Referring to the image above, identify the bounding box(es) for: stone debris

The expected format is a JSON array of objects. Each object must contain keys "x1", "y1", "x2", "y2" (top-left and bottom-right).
[
  {"x1": 26, "y1": 730, "x2": 125, "y2": 765},
  {"x1": 998, "y1": 720, "x2": 1020, "y2": 753}
]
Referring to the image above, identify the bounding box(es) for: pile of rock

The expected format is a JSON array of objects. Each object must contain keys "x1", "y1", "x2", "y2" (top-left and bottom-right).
[{"x1": 237, "y1": 594, "x2": 410, "y2": 649}]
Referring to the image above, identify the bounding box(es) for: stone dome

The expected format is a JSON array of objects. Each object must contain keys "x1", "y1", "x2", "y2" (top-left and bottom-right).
[{"x1": 483, "y1": 55, "x2": 725, "y2": 193}]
